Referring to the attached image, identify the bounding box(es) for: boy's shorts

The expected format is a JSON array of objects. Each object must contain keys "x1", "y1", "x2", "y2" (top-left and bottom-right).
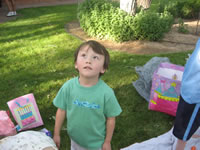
[
  {"x1": 173, "y1": 95, "x2": 200, "y2": 141},
  {"x1": 71, "y1": 139, "x2": 102, "y2": 150}
]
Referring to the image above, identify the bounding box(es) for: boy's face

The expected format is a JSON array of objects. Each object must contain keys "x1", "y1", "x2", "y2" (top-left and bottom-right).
[{"x1": 75, "y1": 45, "x2": 105, "y2": 79}]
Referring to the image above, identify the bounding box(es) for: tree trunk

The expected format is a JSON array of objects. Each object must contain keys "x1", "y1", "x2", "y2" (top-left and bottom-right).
[
  {"x1": 120, "y1": 0, "x2": 137, "y2": 16},
  {"x1": 196, "y1": 12, "x2": 200, "y2": 35},
  {"x1": 137, "y1": 0, "x2": 152, "y2": 9}
]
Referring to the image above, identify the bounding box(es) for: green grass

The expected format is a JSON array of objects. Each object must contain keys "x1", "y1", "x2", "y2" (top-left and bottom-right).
[{"x1": 0, "y1": 4, "x2": 193, "y2": 150}]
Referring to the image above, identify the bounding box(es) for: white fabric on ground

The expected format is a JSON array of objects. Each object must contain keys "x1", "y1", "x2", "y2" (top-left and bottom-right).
[
  {"x1": 121, "y1": 127, "x2": 200, "y2": 150},
  {"x1": 0, "y1": 131, "x2": 58, "y2": 150}
]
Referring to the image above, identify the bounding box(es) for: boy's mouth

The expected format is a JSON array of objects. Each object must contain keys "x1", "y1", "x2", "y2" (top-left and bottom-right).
[{"x1": 84, "y1": 66, "x2": 92, "y2": 70}]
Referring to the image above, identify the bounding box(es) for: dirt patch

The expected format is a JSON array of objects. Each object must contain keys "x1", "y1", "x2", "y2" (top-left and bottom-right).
[{"x1": 66, "y1": 20, "x2": 200, "y2": 55}]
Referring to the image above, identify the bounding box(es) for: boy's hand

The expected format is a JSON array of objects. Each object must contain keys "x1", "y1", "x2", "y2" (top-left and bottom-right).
[
  {"x1": 102, "y1": 141, "x2": 111, "y2": 150},
  {"x1": 53, "y1": 135, "x2": 61, "y2": 149},
  {"x1": 53, "y1": 108, "x2": 66, "y2": 149},
  {"x1": 103, "y1": 117, "x2": 115, "y2": 150}
]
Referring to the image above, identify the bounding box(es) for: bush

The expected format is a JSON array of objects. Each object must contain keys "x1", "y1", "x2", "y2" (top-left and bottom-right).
[
  {"x1": 78, "y1": 0, "x2": 135, "y2": 42},
  {"x1": 175, "y1": 0, "x2": 200, "y2": 19},
  {"x1": 163, "y1": 1, "x2": 178, "y2": 18},
  {"x1": 177, "y1": 18, "x2": 189, "y2": 34},
  {"x1": 161, "y1": 0, "x2": 200, "y2": 19},
  {"x1": 132, "y1": 11, "x2": 173, "y2": 40},
  {"x1": 78, "y1": 0, "x2": 174, "y2": 42}
]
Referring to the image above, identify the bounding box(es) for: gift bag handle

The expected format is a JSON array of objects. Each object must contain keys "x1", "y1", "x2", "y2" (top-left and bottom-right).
[{"x1": 15, "y1": 97, "x2": 29, "y2": 108}]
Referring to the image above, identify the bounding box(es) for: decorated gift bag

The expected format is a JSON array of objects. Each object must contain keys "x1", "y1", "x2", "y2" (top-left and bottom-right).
[
  {"x1": 7, "y1": 93, "x2": 43, "y2": 131},
  {"x1": 149, "y1": 62, "x2": 184, "y2": 116}
]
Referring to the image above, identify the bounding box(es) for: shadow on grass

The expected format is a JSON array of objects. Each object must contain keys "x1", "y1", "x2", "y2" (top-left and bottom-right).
[{"x1": 0, "y1": 4, "x2": 78, "y2": 43}]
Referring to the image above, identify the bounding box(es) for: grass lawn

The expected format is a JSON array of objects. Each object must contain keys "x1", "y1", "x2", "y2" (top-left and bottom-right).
[{"x1": 0, "y1": 3, "x2": 193, "y2": 150}]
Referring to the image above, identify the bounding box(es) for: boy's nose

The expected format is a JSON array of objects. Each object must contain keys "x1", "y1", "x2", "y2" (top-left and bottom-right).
[
  {"x1": 85, "y1": 57, "x2": 92, "y2": 64},
  {"x1": 86, "y1": 60, "x2": 91, "y2": 64}
]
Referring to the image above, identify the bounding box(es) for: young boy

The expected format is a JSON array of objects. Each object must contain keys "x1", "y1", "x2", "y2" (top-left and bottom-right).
[
  {"x1": 53, "y1": 40, "x2": 122, "y2": 150},
  {"x1": 173, "y1": 38, "x2": 200, "y2": 150}
]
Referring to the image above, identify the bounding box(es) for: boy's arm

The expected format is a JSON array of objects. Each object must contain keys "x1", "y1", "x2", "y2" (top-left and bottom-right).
[
  {"x1": 53, "y1": 108, "x2": 66, "y2": 149},
  {"x1": 102, "y1": 117, "x2": 115, "y2": 150}
]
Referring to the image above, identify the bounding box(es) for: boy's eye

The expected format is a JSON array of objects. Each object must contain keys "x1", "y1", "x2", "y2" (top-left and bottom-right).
[
  {"x1": 93, "y1": 56, "x2": 99, "y2": 60},
  {"x1": 81, "y1": 53, "x2": 86, "y2": 57}
]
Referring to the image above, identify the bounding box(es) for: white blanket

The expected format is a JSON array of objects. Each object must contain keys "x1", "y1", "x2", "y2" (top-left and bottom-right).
[
  {"x1": 121, "y1": 127, "x2": 200, "y2": 150},
  {"x1": 0, "y1": 131, "x2": 58, "y2": 150}
]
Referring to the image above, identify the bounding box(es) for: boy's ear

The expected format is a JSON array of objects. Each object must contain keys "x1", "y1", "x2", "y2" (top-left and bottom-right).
[
  {"x1": 100, "y1": 68, "x2": 106, "y2": 74},
  {"x1": 75, "y1": 62, "x2": 78, "y2": 69}
]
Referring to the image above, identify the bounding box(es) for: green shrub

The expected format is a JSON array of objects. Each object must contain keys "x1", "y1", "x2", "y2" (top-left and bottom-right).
[
  {"x1": 157, "y1": 0, "x2": 170, "y2": 13},
  {"x1": 166, "y1": 0, "x2": 200, "y2": 19},
  {"x1": 177, "y1": 18, "x2": 189, "y2": 34},
  {"x1": 158, "y1": 0, "x2": 200, "y2": 19},
  {"x1": 78, "y1": 0, "x2": 135, "y2": 42},
  {"x1": 163, "y1": 1, "x2": 178, "y2": 18},
  {"x1": 182, "y1": 0, "x2": 200, "y2": 19},
  {"x1": 78, "y1": 0, "x2": 174, "y2": 42},
  {"x1": 132, "y1": 11, "x2": 173, "y2": 41}
]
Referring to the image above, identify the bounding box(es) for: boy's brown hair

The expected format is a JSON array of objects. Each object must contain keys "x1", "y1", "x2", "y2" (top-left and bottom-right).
[{"x1": 74, "y1": 40, "x2": 110, "y2": 76}]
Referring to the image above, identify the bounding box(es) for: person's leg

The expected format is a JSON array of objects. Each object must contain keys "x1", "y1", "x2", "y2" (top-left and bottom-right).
[
  {"x1": 175, "y1": 139, "x2": 186, "y2": 150},
  {"x1": 10, "y1": 0, "x2": 16, "y2": 12},
  {"x1": 5, "y1": 0, "x2": 16, "y2": 16},
  {"x1": 4, "y1": 0, "x2": 12, "y2": 11},
  {"x1": 10, "y1": 0, "x2": 16, "y2": 15},
  {"x1": 173, "y1": 97, "x2": 200, "y2": 150}
]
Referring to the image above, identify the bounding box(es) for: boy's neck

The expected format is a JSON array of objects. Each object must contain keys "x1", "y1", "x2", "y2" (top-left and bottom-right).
[{"x1": 78, "y1": 76, "x2": 99, "y2": 87}]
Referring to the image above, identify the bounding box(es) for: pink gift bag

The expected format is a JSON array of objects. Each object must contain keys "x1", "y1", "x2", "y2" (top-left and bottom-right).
[
  {"x1": 149, "y1": 62, "x2": 184, "y2": 116},
  {"x1": 7, "y1": 93, "x2": 43, "y2": 131},
  {"x1": 0, "y1": 110, "x2": 17, "y2": 137}
]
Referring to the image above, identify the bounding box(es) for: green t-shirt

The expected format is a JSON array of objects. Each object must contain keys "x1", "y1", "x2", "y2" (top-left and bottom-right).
[{"x1": 53, "y1": 77, "x2": 122, "y2": 149}]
